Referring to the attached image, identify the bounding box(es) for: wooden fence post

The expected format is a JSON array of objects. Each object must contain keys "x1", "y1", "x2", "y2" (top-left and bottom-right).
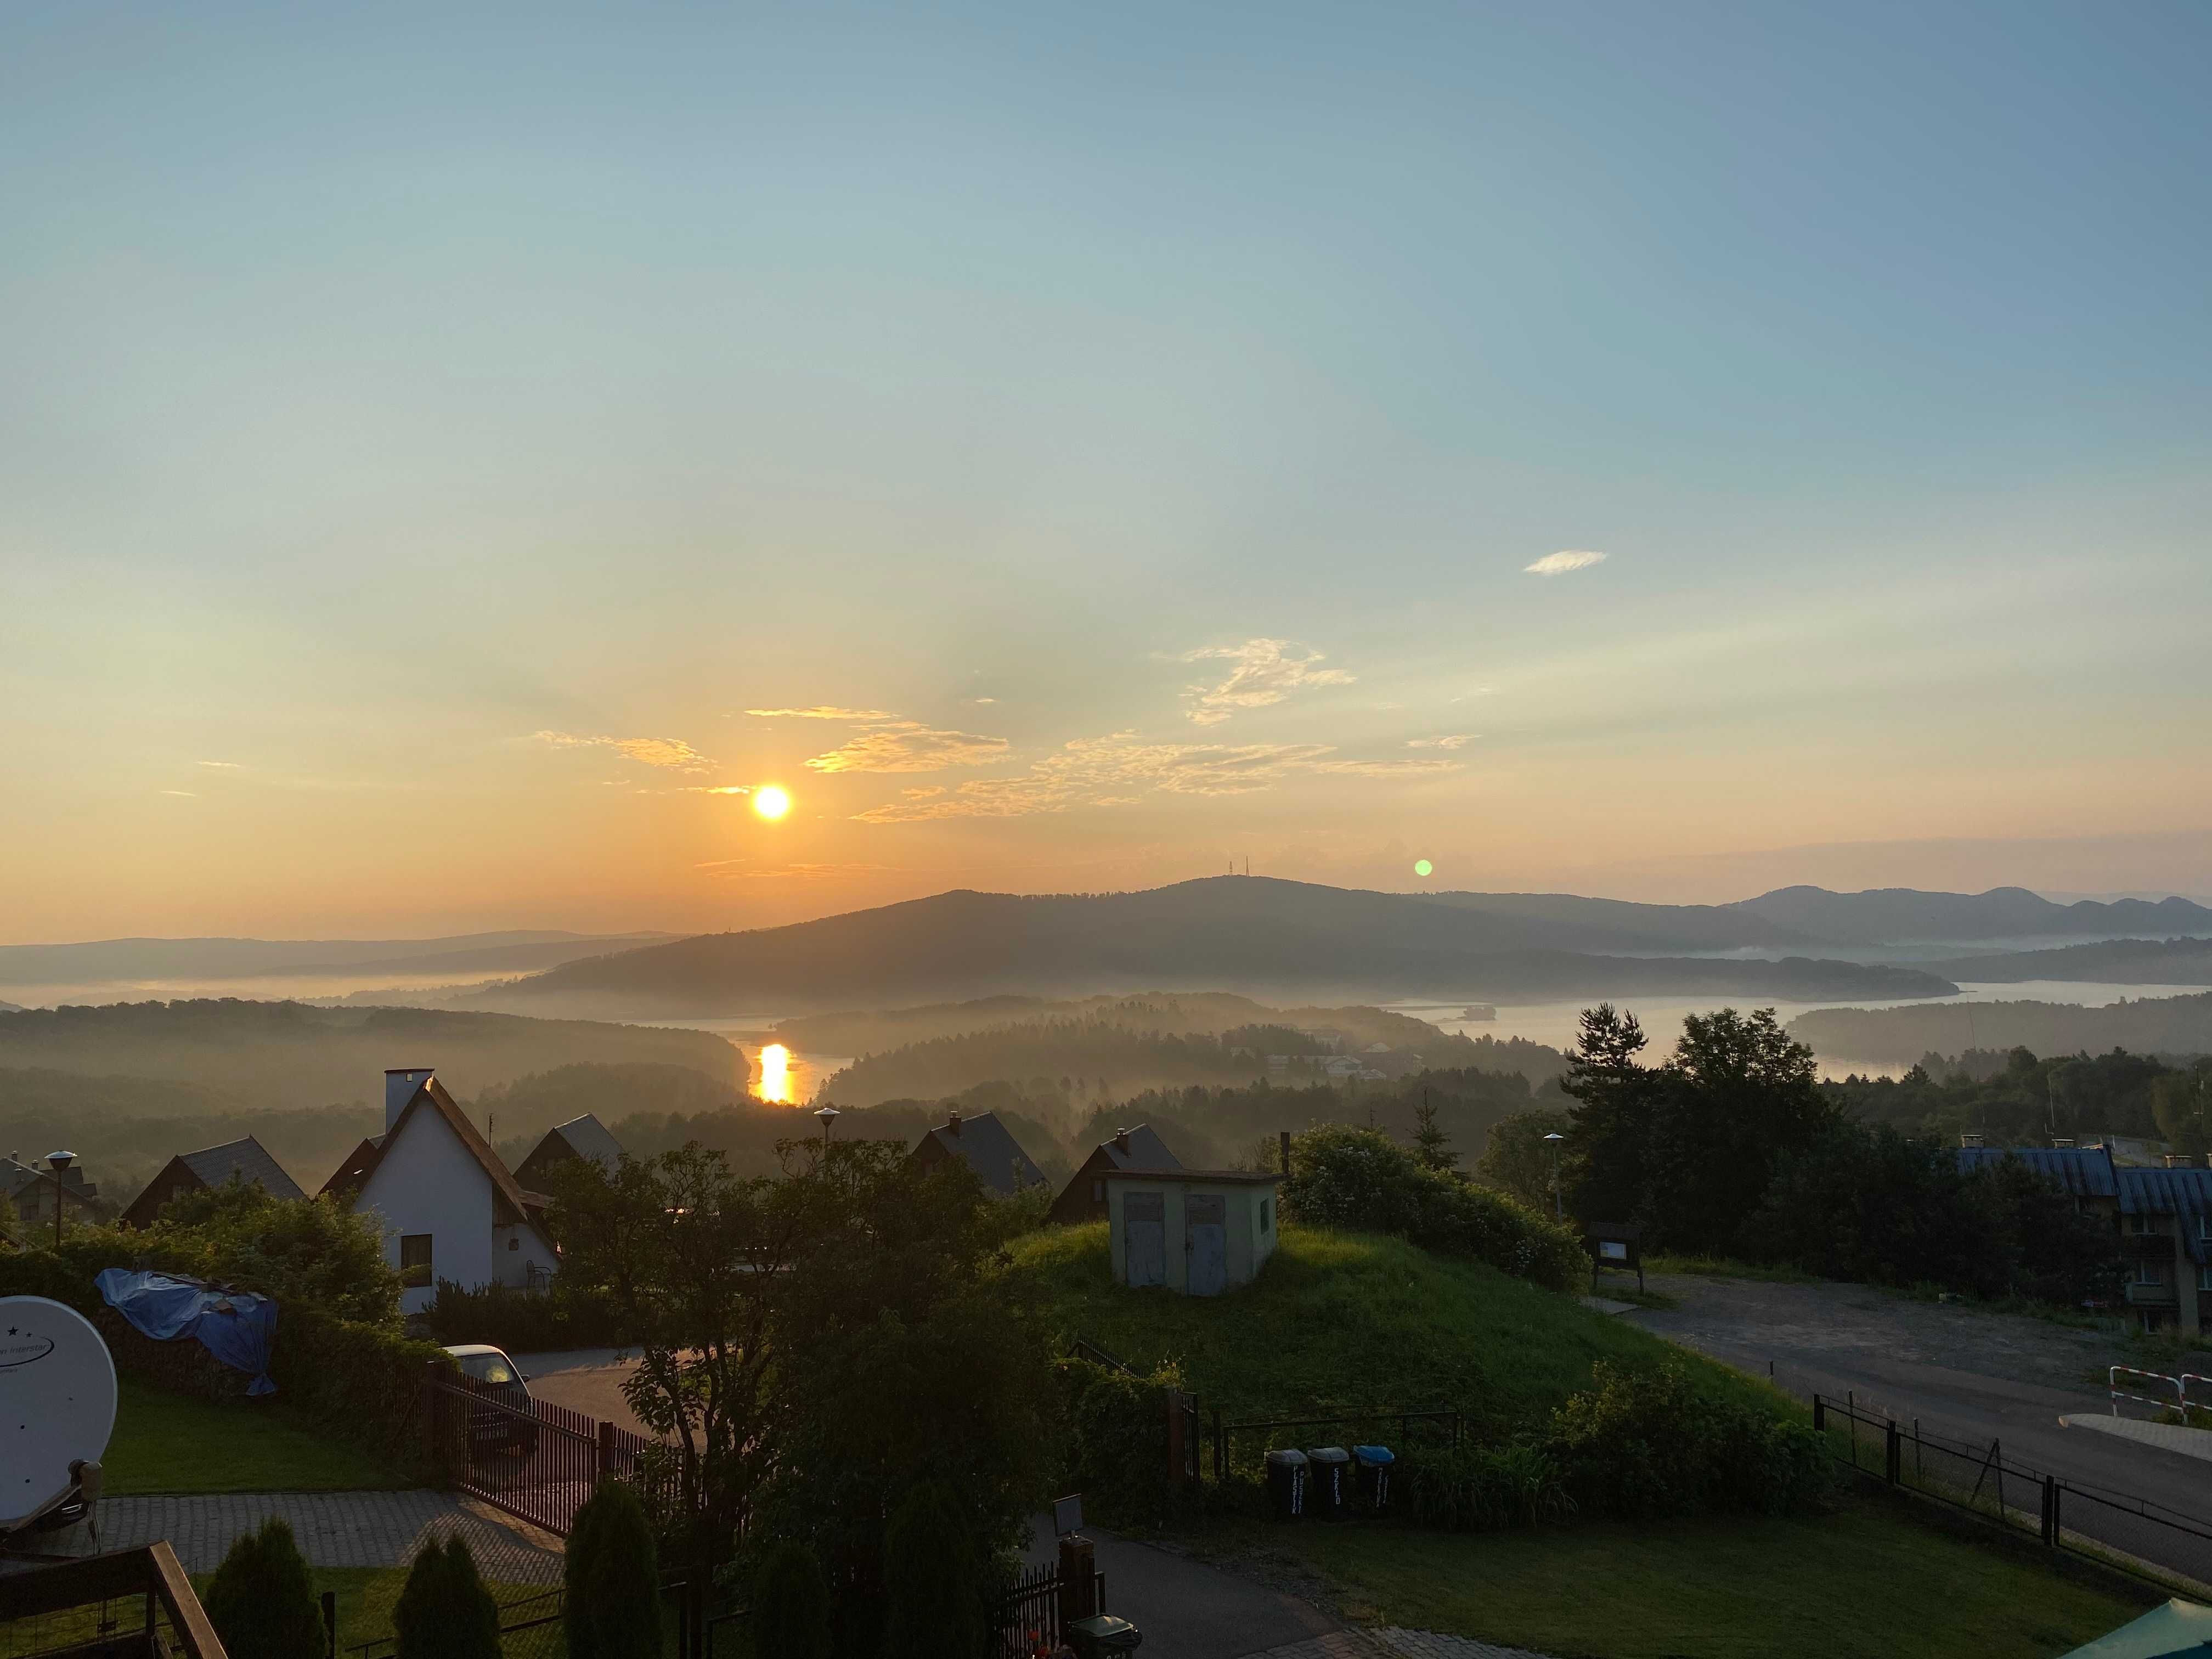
[
  {"x1": 1057, "y1": 1534, "x2": 1098, "y2": 1630},
  {"x1": 597, "y1": 1419, "x2": 616, "y2": 1484}
]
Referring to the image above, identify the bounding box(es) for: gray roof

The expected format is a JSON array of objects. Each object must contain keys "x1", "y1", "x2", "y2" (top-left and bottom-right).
[
  {"x1": 545, "y1": 1114, "x2": 623, "y2": 1171},
  {"x1": 1955, "y1": 1145, "x2": 2118, "y2": 1200},
  {"x1": 1, "y1": 1157, "x2": 48, "y2": 1199},
  {"x1": 914, "y1": 1111, "x2": 1045, "y2": 1197},
  {"x1": 1095, "y1": 1125, "x2": 1180, "y2": 1172},
  {"x1": 177, "y1": 1137, "x2": 306, "y2": 1201}
]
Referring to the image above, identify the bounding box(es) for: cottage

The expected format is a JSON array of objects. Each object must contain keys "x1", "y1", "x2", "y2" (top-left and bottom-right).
[
  {"x1": 121, "y1": 1136, "x2": 304, "y2": 1228},
  {"x1": 907, "y1": 1109, "x2": 1046, "y2": 1197},
  {"x1": 1104, "y1": 1169, "x2": 1282, "y2": 1296},
  {"x1": 2, "y1": 1152, "x2": 97, "y2": 1234},
  {"x1": 514, "y1": 1113, "x2": 625, "y2": 1191},
  {"x1": 1047, "y1": 1124, "x2": 1180, "y2": 1226},
  {"x1": 320, "y1": 1068, "x2": 559, "y2": 1315}
]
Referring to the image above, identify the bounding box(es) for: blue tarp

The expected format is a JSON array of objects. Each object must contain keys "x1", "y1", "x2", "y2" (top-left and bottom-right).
[{"x1": 95, "y1": 1269, "x2": 278, "y2": 1396}]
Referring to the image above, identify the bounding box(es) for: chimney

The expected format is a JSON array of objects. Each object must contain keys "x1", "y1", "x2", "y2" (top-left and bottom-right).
[
  {"x1": 1959, "y1": 1132, "x2": 1985, "y2": 1149},
  {"x1": 947, "y1": 1109, "x2": 962, "y2": 1137},
  {"x1": 2051, "y1": 1137, "x2": 2076, "y2": 1149},
  {"x1": 2166, "y1": 1153, "x2": 2201, "y2": 1169},
  {"x1": 1114, "y1": 1128, "x2": 1131, "y2": 1154},
  {"x1": 386, "y1": 1068, "x2": 433, "y2": 1133},
  {"x1": 1280, "y1": 1130, "x2": 1291, "y2": 1176}
]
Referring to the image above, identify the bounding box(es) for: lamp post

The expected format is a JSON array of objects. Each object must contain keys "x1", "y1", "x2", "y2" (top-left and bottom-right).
[
  {"x1": 46, "y1": 1150, "x2": 79, "y2": 1249},
  {"x1": 815, "y1": 1103, "x2": 840, "y2": 1159},
  {"x1": 1542, "y1": 1132, "x2": 1565, "y2": 1223}
]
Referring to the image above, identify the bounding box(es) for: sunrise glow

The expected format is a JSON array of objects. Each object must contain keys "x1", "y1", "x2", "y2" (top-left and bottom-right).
[
  {"x1": 757, "y1": 1042, "x2": 794, "y2": 1103},
  {"x1": 752, "y1": 786, "x2": 791, "y2": 821}
]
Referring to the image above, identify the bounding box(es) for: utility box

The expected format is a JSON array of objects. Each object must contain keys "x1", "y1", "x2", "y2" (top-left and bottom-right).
[{"x1": 1103, "y1": 1171, "x2": 1283, "y2": 1295}]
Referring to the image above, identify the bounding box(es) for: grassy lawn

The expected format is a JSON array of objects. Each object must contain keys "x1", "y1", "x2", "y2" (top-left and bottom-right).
[
  {"x1": 1195, "y1": 1494, "x2": 2146, "y2": 1659},
  {"x1": 108, "y1": 1375, "x2": 405, "y2": 1494},
  {"x1": 1013, "y1": 1223, "x2": 1782, "y2": 1432}
]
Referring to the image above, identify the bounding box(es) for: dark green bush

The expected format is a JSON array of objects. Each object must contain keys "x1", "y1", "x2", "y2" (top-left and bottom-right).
[
  {"x1": 1054, "y1": 1356, "x2": 1184, "y2": 1529},
  {"x1": 423, "y1": 1279, "x2": 632, "y2": 1352},
  {"x1": 565, "y1": 1481, "x2": 662, "y2": 1659},
  {"x1": 1546, "y1": 1361, "x2": 1828, "y2": 1520},
  {"x1": 881, "y1": 1483, "x2": 985, "y2": 1659},
  {"x1": 747, "y1": 1543, "x2": 832, "y2": 1659},
  {"x1": 1397, "y1": 1443, "x2": 1573, "y2": 1532},
  {"x1": 1284, "y1": 1126, "x2": 1587, "y2": 1291},
  {"x1": 394, "y1": 1535, "x2": 500, "y2": 1659},
  {"x1": 202, "y1": 1517, "x2": 324, "y2": 1659}
]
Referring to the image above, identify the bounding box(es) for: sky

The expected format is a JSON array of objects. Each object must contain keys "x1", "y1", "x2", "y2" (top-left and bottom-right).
[{"x1": 3, "y1": 1, "x2": 2209, "y2": 941}]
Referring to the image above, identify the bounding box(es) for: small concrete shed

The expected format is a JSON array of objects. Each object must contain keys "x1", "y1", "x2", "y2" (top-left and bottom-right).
[{"x1": 1104, "y1": 1169, "x2": 1283, "y2": 1296}]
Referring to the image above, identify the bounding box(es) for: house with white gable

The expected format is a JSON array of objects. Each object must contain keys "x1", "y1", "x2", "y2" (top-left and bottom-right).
[{"x1": 320, "y1": 1068, "x2": 560, "y2": 1316}]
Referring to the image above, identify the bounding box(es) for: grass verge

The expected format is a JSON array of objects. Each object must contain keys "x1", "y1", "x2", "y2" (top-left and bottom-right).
[
  {"x1": 1012, "y1": 1223, "x2": 1784, "y2": 1432},
  {"x1": 108, "y1": 1375, "x2": 406, "y2": 1494},
  {"x1": 185, "y1": 1568, "x2": 561, "y2": 1656},
  {"x1": 1643, "y1": 1254, "x2": 1818, "y2": 1283},
  {"x1": 1184, "y1": 1491, "x2": 2147, "y2": 1659}
]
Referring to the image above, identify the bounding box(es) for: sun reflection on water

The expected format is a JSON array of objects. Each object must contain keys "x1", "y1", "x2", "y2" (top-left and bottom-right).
[{"x1": 757, "y1": 1042, "x2": 795, "y2": 1104}]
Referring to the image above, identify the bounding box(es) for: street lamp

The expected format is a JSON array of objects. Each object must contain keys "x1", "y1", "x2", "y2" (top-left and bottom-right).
[
  {"x1": 46, "y1": 1150, "x2": 79, "y2": 1249},
  {"x1": 1542, "y1": 1133, "x2": 1565, "y2": 1223},
  {"x1": 814, "y1": 1104, "x2": 840, "y2": 1158}
]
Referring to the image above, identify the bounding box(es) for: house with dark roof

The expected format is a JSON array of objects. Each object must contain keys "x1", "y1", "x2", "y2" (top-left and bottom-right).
[
  {"x1": 121, "y1": 1136, "x2": 305, "y2": 1228},
  {"x1": 1048, "y1": 1125, "x2": 1181, "y2": 1226},
  {"x1": 515, "y1": 1114, "x2": 625, "y2": 1191},
  {"x1": 907, "y1": 1109, "x2": 1046, "y2": 1198},
  {"x1": 3, "y1": 1151, "x2": 97, "y2": 1234},
  {"x1": 320, "y1": 1068, "x2": 558, "y2": 1314}
]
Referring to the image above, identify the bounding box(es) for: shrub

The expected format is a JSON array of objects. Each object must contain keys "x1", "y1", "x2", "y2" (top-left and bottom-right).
[
  {"x1": 423, "y1": 1279, "x2": 632, "y2": 1352},
  {"x1": 394, "y1": 1534, "x2": 500, "y2": 1659},
  {"x1": 1398, "y1": 1443, "x2": 1573, "y2": 1532},
  {"x1": 881, "y1": 1483, "x2": 986, "y2": 1659},
  {"x1": 747, "y1": 1543, "x2": 832, "y2": 1659},
  {"x1": 1285, "y1": 1126, "x2": 1586, "y2": 1291},
  {"x1": 565, "y1": 1481, "x2": 662, "y2": 1659},
  {"x1": 1546, "y1": 1361, "x2": 1827, "y2": 1520},
  {"x1": 1054, "y1": 1356, "x2": 1183, "y2": 1529},
  {"x1": 202, "y1": 1518, "x2": 324, "y2": 1659}
]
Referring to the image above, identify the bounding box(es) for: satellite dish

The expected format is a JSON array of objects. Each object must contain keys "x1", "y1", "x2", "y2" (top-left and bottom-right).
[{"x1": 1, "y1": 1295, "x2": 117, "y2": 1532}]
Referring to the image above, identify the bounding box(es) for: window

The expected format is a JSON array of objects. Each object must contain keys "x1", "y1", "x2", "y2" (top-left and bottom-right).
[
  {"x1": 2137, "y1": 1259, "x2": 2168, "y2": 1287},
  {"x1": 459, "y1": 1352, "x2": 517, "y2": 1386},
  {"x1": 507, "y1": 1236, "x2": 519, "y2": 1251},
  {"x1": 1260, "y1": 1199, "x2": 1272, "y2": 1232},
  {"x1": 2198, "y1": 1216, "x2": 2212, "y2": 1244},
  {"x1": 1092, "y1": 1180, "x2": 1105, "y2": 1203},
  {"x1": 2198, "y1": 1265, "x2": 2212, "y2": 1293},
  {"x1": 399, "y1": 1233, "x2": 433, "y2": 1289},
  {"x1": 2131, "y1": 1214, "x2": 2166, "y2": 1235}
]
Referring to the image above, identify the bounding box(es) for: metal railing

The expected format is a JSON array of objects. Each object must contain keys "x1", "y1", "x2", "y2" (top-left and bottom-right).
[
  {"x1": 424, "y1": 1368, "x2": 661, "y2": 1538},
  {"x1": 991, "y1": 1561, "x2": 1105, "y2": 1659},
  {"x1": 1813, "y1": 1391, "x2": 2212, "y2": 1594}
]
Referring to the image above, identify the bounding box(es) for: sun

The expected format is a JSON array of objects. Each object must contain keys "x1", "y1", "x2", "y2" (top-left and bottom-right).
[{"x1": 752, "y1": 785, "x2": 791, "y2": 821}]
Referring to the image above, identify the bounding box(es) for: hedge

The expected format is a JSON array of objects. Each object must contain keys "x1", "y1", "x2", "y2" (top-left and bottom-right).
[{"x1": 1053, "y1": 1356, "x2": 1186, "y2": 1530}]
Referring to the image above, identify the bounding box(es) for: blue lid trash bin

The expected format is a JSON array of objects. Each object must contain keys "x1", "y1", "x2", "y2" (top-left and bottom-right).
[
  {"x1": 1353, "y1": 1444, "x2": 1395, "y2": 1512},
  {"x1": 1305, "y1": 1446, "x2": 1352, "y2": 1520},
  {"x1": 1066, "y1": 1615, "x2": 1143, "y2": 1658},
  {"x1": 1266, "y1": 1448, "x2": 1309, "y2": 1520}
]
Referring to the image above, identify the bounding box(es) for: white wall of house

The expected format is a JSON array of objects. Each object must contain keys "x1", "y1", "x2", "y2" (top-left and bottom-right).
[
  {"x1": 357, "y1": 1107, "x2": 497, "y2": 1316},
  {"x1": 491, "y1": 1220, "x2": 559, "y2": 1289}
]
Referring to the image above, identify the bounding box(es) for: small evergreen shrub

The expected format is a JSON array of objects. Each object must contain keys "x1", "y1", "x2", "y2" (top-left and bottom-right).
[
  {"x1": 748, "y1": 1543, "x2": 832, "y2": 1659},
  {"x1": 881, "y1": 1483, "x2": 985, "y2": 1659},
  {"x1": 393, "y1": 1534, "x2": 500, "y2": 1659},
  {"x1": 565, "y1": 1481, "x2": 662, "y2": 1659},
  {"x1": 1546, "y1": 1361, "x2": 1828, "y2": 1520},
  {"x1": 203, "y1": 1517, "x2": 325, "y2": 1659}
]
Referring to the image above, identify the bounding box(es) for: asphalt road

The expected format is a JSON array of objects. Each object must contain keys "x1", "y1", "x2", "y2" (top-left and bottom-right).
[{"x1": 1628, "y1": 1273, "x2": 2212, "y2": 1585}]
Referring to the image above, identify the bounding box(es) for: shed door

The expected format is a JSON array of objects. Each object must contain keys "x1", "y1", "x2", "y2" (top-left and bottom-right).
[
  {"x1": 1124, "y1": 1192, "x2": 1166, "y2": 1288},
  {"x1": 1186, "y1": 1194, "x2": 1227, "y2": 1296}
]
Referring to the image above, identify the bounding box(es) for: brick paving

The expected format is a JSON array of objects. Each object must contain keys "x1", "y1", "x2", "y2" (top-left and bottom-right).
[
  {"x1": 1373, "y1": 1628, "x2": 1559, "y2": 1659},
  {"x1": 72, "y1": 1491, "x2": 565, "y2": 1582}
]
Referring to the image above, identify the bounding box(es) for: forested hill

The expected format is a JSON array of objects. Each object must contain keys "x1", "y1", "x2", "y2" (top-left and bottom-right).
[
  {"x1": 1922, "y1": 936, "x2": 2212, "y2": 984},
  {"x1": 479, "y1": 877, "x2": 1955, "y2": 1018},
  {"x1": 1791, "y1": 992, "x2": 2212, "y2": 1068},
  {"x1": 0, "y1": 999, "x2": 744, "y2": 1111}
]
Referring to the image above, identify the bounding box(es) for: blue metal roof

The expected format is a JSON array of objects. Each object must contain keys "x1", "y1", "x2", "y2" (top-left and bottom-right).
[
  {"x1": 1955, "y1": 1145, "x2": 2118, "y2": 1199},
  {"x1": 2117, "y1": 1166, "x2": 2212, "y2": 1262}
]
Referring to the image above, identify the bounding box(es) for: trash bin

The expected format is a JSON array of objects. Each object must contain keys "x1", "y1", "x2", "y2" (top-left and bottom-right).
[
  {"x1": 1306, "y1": 1445, "x2": 1351, "y2": 1519},
  {"x1": 1353, "y1": 1444, "x2": 1395, "y2": 1512},
  {"x1": 1265, "y1": 1448, "x2": 1308, "y2": 1520},
  {"x1": 1065, "y1": 1615, "x2": 1143, "y2": 1658}
]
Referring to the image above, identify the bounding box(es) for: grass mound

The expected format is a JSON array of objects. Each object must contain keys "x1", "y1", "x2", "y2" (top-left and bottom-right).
[{"x1": 1011, "y1": 1223, "x2": 1775, "y2": 1434}]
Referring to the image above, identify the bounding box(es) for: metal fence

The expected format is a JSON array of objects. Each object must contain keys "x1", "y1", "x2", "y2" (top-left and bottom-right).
[
  {"x1": 1813, "y1": 1392, "x2": 2212, "y2": 1594},
  {"x1": 991, "y1": 1561, "x2": 1106, "y2": 1659},
  {"x1": 1209, "y1": 1407, "x2": 1462, "y2": 1483},
  {"x1": 424, "y1": 1371, "x2": 661, "y2": 1538}
]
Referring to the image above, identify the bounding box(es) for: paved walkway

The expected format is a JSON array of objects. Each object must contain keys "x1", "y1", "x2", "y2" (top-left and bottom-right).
[
  {"x1": 67, "y1": 1492, "x2": 565, "y2": 1582},
  {"x1": 1246, "y1": 1632, "x2": 1554, "y2": 1659}
]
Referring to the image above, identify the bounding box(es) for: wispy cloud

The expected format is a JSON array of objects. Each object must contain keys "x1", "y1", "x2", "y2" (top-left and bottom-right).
[
  {"x1": 1178, "y1": 639, "x2": 1355, "y2": 726},
  {"x1": 529, "y1": 730, "x2": 713, "y2": 772},
  {"x1": 1525, "y1": 550, "x2": 1608, "y2": 576},
  {"x1": 803, "y1": 723, "x2": 1009, "y2": 774},
  {"x1": 1407, "y1": 733, "x2": 1477, "y2": 750},
  {"x1": 683, "y1": 784, "x2": 753, "y2": 795},
  {"x1": 160, "y1": 789, "x2": 198, "y2": 797},
  {"x1": 971, "y1": 697, "x2": 997, "y2": 706},
  {"x1": 693, "y1": 859, "x2": 895, "y2": 880},
  {"x1": 743, "y1": 706, "x2": 894, "y2": 721},
  {"x1": 198, "y1": 760, "x2": 241, "y2": 770},
  {"x1": 853, "y1": 731, "x2": 1458, "y2": 822},
  {"x1": 902, "y1": 786, "x2": 946, "y2": 799}
]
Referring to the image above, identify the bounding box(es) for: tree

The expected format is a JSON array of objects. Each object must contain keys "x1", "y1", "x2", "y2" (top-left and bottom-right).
[
  {"x1": 1475, "y1": 1109, "x2": 1571, "y2": 1212},
  {"x1": 394, "y1": 1536, "x2": 500, "y2": 1659},
  {"x1": 137, "y1": 1184, "x2": 403, "y2": 1327},
  {"x1": 203, "y1": 1518, "x2": 324, "y2": 1659},
  {"x1": 748, "y1": 1543, "x2": 832, "y2": 1659},
  {"x1": 565, "y1": 1482, "x2": 661, "y2": 1659},
  {"x1": 881, "y1": 1484, "x2": 985, "y2": 1659},
  {"x1": 1410, "y1": 1092, "x2": 1458, "y2": 1172}
]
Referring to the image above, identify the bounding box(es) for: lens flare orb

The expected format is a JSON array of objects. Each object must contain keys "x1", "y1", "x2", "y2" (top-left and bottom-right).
[{"x1": 1414, "y1": 859, "x2": 1434, "y2": 877}]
